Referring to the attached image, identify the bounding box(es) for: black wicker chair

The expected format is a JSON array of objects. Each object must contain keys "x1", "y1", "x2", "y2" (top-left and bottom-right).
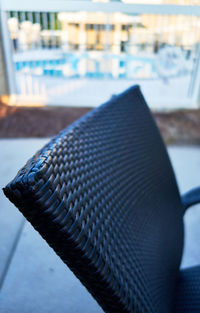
[{"x1": 3, "y1": 85, "x2": 200, "y2": 313}]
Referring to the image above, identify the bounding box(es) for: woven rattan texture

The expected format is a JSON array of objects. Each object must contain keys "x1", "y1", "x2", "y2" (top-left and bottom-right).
[
  {"x1": 4, "y1": 86, "x2": 184, "y2": 313},
  {"x1": 174, "y1": 266, "x2": 200, "y2": 312}
]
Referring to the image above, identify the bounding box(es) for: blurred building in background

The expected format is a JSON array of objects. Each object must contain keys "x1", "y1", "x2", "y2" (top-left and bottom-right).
[{"x1": 7, "y1": 10, "x2": 200, "y2": 54}]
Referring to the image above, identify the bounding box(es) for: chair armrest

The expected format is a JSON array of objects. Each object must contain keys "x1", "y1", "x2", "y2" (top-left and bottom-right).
[{"x1": 182, "y1": 186, "x2": 200, "y2": 211}]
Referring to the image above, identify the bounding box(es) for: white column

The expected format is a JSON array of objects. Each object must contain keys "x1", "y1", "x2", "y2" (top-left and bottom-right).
[
  {"x1": 79, "y1": 22, "x2": 86, "y2": 51},
  {"x1": 113, "y1": 22, "x2": 121, "y2": 54},
  {"x1": 61, "y1": 22, "x2": 69, "y2": 52},
  {"x1": 0, "y1": 9, "x2": 16, "y2": 96}
]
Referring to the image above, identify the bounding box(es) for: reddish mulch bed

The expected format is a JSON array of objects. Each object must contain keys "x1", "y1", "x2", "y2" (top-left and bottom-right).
[
  {"x1": 0, "y1": 103, "x2": 200, "y2": 145},
  {"x1": 0, "y1": 104, "x2": 90, "y2": 138}
]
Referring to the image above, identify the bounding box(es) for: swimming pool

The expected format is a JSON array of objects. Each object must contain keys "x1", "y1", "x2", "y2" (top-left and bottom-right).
[{"x1": 15, "y1": 52, "x2": 157, "y2": 79}]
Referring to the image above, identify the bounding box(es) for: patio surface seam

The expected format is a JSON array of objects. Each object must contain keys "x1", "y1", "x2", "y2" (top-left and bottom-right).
[{"x1": 0, "y1": 218, "x2": 26, "y2": 290}]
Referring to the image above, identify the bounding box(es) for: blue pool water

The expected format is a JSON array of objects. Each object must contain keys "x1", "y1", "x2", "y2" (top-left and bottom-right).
[{"x1": 15, "y1": 53, "x2": 157, "y2": 79}]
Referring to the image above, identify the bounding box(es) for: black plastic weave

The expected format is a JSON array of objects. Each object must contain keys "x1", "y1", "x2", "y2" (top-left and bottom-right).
[{"x1": 4, "y1": 86, "x2": 184, "y2": 313}]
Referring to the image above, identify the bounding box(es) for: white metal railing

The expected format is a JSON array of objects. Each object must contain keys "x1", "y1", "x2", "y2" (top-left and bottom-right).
[
  {"x1": 2, "y1": 0, "x2": 200, "y2": 15},
  {"x1": 1, "y1": 0, "x2": 200, "y2": 109}
]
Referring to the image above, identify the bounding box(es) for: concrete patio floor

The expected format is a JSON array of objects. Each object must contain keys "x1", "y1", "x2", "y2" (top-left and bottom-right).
[{"x1": 0, "y1": 139, "x2": 200, "y2": 313}]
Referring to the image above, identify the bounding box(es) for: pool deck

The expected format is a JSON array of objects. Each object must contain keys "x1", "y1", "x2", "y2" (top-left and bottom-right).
[{"x1": 0, "y1": 139, "x2": 200, "y2": 313}]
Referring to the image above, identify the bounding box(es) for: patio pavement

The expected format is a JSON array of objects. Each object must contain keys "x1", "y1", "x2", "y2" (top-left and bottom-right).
[{"x1": 0, "y1": 139, "x2": 200, "y2": 313}]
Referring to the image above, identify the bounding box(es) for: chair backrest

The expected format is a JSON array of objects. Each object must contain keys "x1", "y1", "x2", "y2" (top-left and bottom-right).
[{"x1": 3, "y1": 85, "x2": 184, "y2": 313}]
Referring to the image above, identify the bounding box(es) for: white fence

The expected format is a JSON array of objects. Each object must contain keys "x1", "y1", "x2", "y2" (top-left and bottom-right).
[{"x1": 1, "y1": 0, "x2": 200, "y2": 109}]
